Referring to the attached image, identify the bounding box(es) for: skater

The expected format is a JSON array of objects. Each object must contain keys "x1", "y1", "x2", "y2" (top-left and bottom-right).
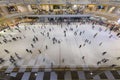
[
  {"x1": 32, "y1": 29, "x2": 35, "y2": 33},
  {"x1": 116, "y1": 33, "x2": 120, "y2": 36},
  {"x1": 51, "y1": 62, "x2": 53, "y2": 68},
  {"x1": 9, "y1": 56, "x2": 16, "y2": 63},
  {"x1": 64, "y1": 34, "x2": 66, "y2": 37},
  {"x1": 31, "y1": 44, "x2": 34, "y2": 48},
  {"x1": 79, "y1": 45, "x2": 82, "y2": 48},
  {"x1": 0, "y1": 42, "x2": 2, "y2": 44},
  {"x1": 101, "y1": 58, "x2": 109, "y2": 63},
  {"x1": 35, "y1": 36, "x2": 38, "y2": 41},
  {"x1": 99, "y1": 42, "x2": 102, "y2": 46},
  {"x1": 3, "y1": 39, "x2": 7, "y2": 43},
  {"x1": 97, "y1": 61, "x2": 101, "y2": 65},
  {"x1": 76, "y1": 25, "x2": 78, "y2": 28},
  {"x1": 29, "y1": 50, "x2": 32, "y2": 54},
  {"x1": 0, "y1": 58, "x2": 5, "y2": 64},
  {"x1": 92, "y1": 25, "x2": 95, "y2": 29},
  {"x1": 49, "y1": 29, "x2": 51, "y2": 31},
  {"x1": 93, "y1": 33, "x2": 98, "y2": 38},
  {"x1": 38, "y1": 50, "x2": 41, "y2": 54},
  {"x1": 82, "y1": 56, "x2": 85, "y2": 60},
  {"x1": 102, "y1": 52, "x2": 107, "y2": 55},
  {"x1": 74, "y1": 32, "x2": 77, "y2": 36},
  {"x1": 79, "y1": 32, "x2": 82, "y2": 36},
  {"x1": 26, "y1": 49, "x2": 29, "y2": 52},
  {"x1": 58, "y1": 40, "x2": 61, "y2": 44},
  {"x1": 110, "y1": 64, "x2": 117, "y2": 68},
  {"x1": 104, "y1": 28, "x2": 108, "y2": 32},
  {"x1": 12, "y1": 37, "x2": 17, "y2": 41},
  {"x1": 62, "y1": 59, "x2": 64, "y2": 63},
  {"x1": 83, "y1": 30, "x2": 85, "y2": 34},
  {"x1": 116, "y1": 57, "x2": 120, "y2": 60},
  {"x1": 13, "y1": 62, "x2": 18, "y2": 67},
  {"x1": 33, "y1": 38, "x2": 36, "y2": 43},
  {"x1": 85, "y1": 39, "x2": 89, "y2": 43},
  {"x1": 43, "y1": 58, "x2": 45, "y2": 62},
  {"x1": 83, "y1": 43, "x2": 86, "y2": 47},
  {"x1": 99, "y1": 27, "x2": 102, "y2": 32},
  {"x1": 89, "y1": 41, "x2": 91, "y2": 44},
  {"x1": 47, "y1": 32, "x2": 49, "y2": 37},
  {"x1": 15, "y1": 53, "x2": 21, "y2": 59},
  {"x1": 46, "y1": 45, "x2": 48, "y2": 49},
  {"x1": 4, "y1": 49, "x2": 9, "y2": 54},
  {"x1": 109, "y1": 35, "x2": 113, "y2": 38},
  {"x1": 53, "y1": 41, "x2": 55, "y2": 44}
]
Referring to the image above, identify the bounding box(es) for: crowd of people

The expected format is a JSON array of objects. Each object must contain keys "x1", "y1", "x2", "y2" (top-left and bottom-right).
[{"x1": 0, "y1": 18, "x2": 120, "y2": 69}]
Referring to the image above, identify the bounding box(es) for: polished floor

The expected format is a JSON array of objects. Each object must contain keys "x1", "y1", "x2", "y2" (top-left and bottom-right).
[{"x1": 2, "y1": 67, "x2": 120, "y2": 80}]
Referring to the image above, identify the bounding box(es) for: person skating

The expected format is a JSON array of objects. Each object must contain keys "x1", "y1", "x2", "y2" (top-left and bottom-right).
[
  {"x1": 82, "y1": 56, "x2": 85, "y2": 60},
  {"x1": 89, "y1": 41, "x2": 91, "y2": 44},
  {"x1": 116, "y1": 57, "x2": 120, "y2": 60},
  {"x1": 97, "y1": 61, "x2": 101, "y2": 65},
  {"x1": 46, "y1": 45, "x2": 48, "y2": 49},
  {"x1": 116, "y1": 33, "x2": 120, "y2": 36},
  {"x1": 26, "y1": 49, "x2": 29, "y2": 52},
  {"x1": 110, "y1": 64, "x2": 117, "y2": 68},
  {"x1": 102, "y1": 52, "x2": 107, "y2": 55},
  {"x1": 9, "y1": 56, "x2": 16, "y2": 63},
  {"x1": 99, "y1": 42, "x2": 102, "y2": 46},
  {"x1": 101, "y1": 58, "x2": 109, "y2": 63},
  {"x1": 15, "y1": 53, "x2": 22, "y2": 60},
  {"x1": 0, "y1": 42, "x2": 2, "y2": 44},
  {"x1": 92, "y1": 25, "x2": 95, "y2": 29},
  {"x1": 38, "y1": 50, "x2": 41, "y2": 54},
  {"x1": 43, "y1": 58, "x2": 45, "y2": 62},
  {"x1": 83, "y1": 43, "x2": 86, "y2": 47},
  {"x1": 79, "y1": 45, "x2": 82, "y2": 48},
  {"x1": 0, "y1": 58, "x2": 5, "y2": 64},
  {"x1": 99, "y1": 27, "x2": 102, "y2": 32},
  {"x1": 4, "y1": 49, "x2": 9, "y2": 54},
  {"x1": 109, "y1": 35, "x2": 113, "y2": 38},
  {"x1": 79, "y1": 32, "x2": 82, "y2": 36},
  {"x1": 93, "y1": 33, "x2": 98, "y2": 38},
  {"x1": 29, "y1": 50, "x2": 32, "y2": 54},
  {"x1": 31, "y1": 44, "x2": 34, "y2": 48}
]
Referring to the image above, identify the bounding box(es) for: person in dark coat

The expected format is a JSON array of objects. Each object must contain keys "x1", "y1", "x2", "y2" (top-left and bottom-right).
[
  {"x1": 4, "y1": 49, "x2": 9, "y2": 54},
  {"x1": 102, "y1": 52, "x2": 107, "y2": 55}
]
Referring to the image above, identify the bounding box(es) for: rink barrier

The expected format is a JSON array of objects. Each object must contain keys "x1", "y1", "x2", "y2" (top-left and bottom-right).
[{"x1": 0, "y1": 66, "x2": 120, "y2": 72}]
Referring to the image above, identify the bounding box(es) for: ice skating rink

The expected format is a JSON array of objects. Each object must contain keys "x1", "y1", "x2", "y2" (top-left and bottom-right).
[{"x1": 0, "y1": 22, "x2": 120, "y2": 69}]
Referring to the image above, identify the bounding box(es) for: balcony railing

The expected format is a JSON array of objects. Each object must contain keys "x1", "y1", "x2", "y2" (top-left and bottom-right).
[
  {"x1": 0, "y1": 0, "x2": 91, "y2": 4},
  {"x1": 0, "y1": 0, "x2": 120, "y2": 4}
]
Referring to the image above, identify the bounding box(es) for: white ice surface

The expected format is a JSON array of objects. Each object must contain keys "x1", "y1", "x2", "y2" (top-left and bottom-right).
[{"x1": 0, "y1": 22, "x2": 120, "y2": 69}]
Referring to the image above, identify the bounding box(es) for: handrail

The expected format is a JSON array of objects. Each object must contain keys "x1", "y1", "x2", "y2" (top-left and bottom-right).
[{"x1": 5, "y1": 12, "x2": 34, "y2": 18}]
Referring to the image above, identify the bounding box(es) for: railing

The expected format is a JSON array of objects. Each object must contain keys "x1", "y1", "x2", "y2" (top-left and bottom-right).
[
  {"x1": 4, "y1": 12, "x2": 34, "y2": 18},
  {"x1": 0, "y1": 0, "x2": 120, "y2": 4},
  {"x1": 0, "y1": 0, "x2": 91, "y2": 4},
  {"x1": 90, "y1": 0, "x2": 120, "y2": 4},
  {"x1": 84, "y1": 11, "x2": 119, "y2": 21}
]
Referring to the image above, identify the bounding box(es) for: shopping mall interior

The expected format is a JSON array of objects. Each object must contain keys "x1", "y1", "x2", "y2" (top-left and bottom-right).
[{"x1": 0, "y1": 0, "x2": 120, "y2": 80}]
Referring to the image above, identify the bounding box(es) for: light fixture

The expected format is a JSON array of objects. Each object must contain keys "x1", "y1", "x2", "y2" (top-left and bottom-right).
[
  {"x1": 73, "y1": 5, "x2": 77, "y2": 8},
  {"x1": 117, "y1": 18, "x2": 120, "y2": 24},
  {"x1": 34, "y1": 73, "x2": 38, "y2": 76},
  {"x1": 72, "y1": 5, "x2": 77, "y2": 10},
  {"x1": 90, "y1": 72, "x2": 93, "y2": 75}
]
